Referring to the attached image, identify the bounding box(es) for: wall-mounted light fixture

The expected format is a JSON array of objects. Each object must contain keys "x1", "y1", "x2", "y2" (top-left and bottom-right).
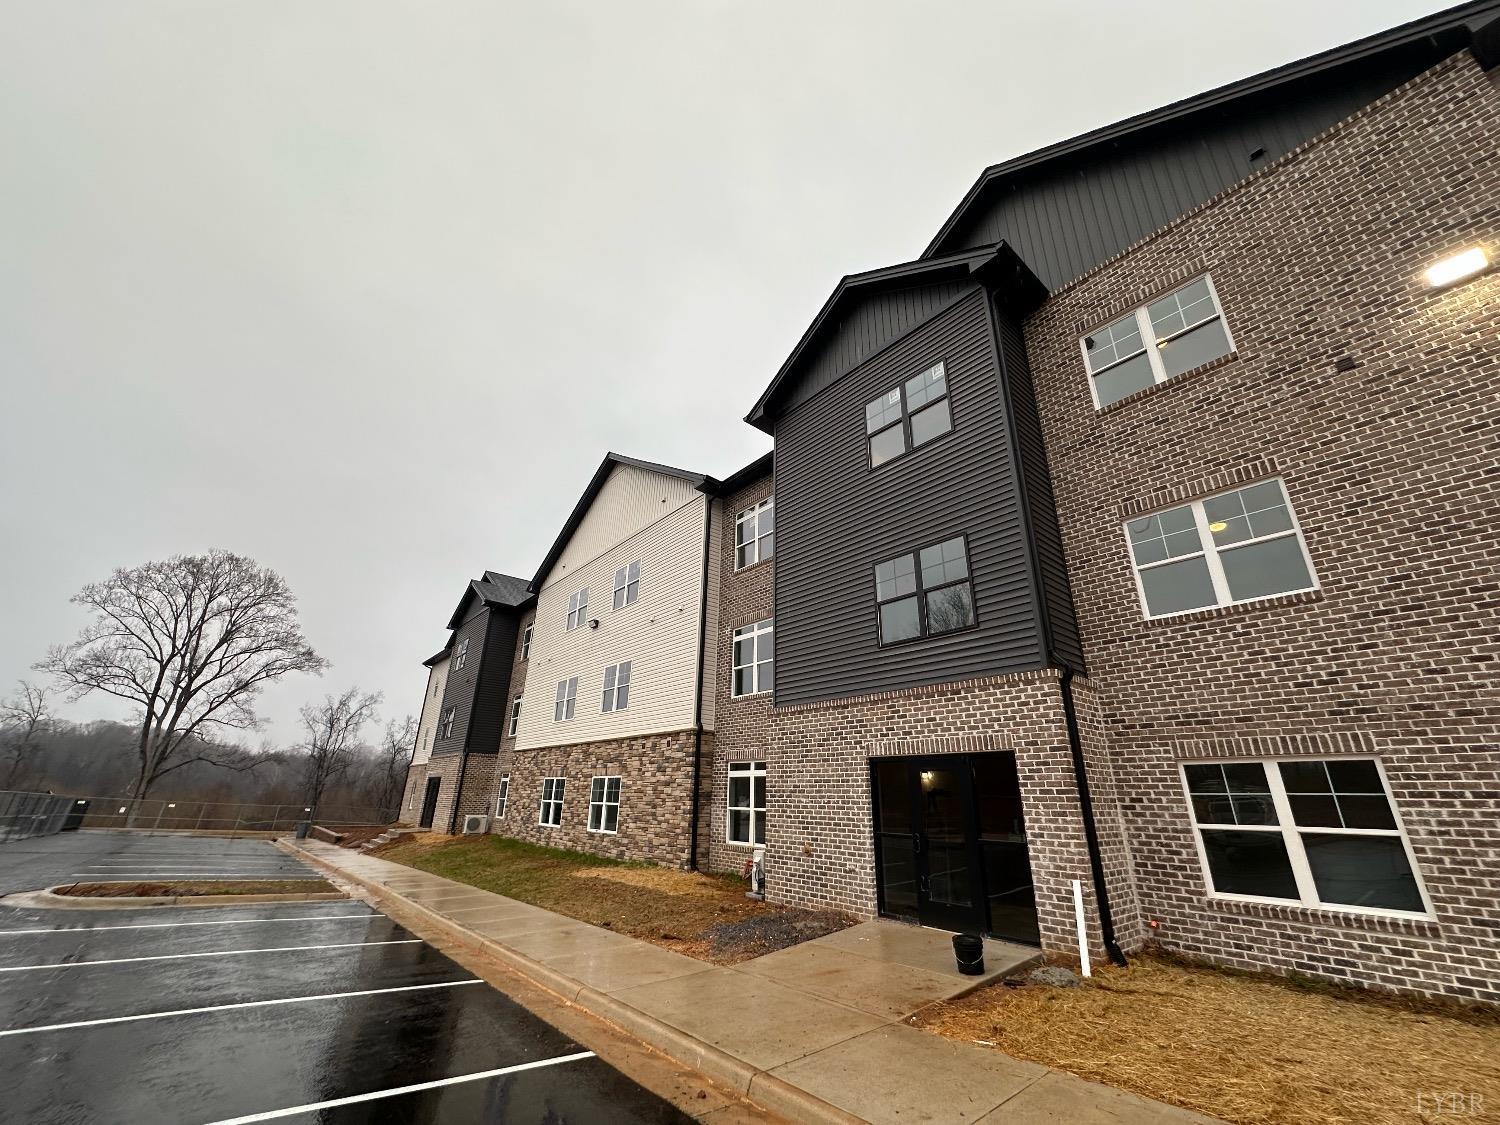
[{"x1": 1424, "y1": 246, "x2": 1489, "y2": 289}]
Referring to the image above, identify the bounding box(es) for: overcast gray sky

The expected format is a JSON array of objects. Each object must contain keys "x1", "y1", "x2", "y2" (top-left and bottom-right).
[{"x1": 1, "y1": 0, "x2": 1440, "y2": 748}]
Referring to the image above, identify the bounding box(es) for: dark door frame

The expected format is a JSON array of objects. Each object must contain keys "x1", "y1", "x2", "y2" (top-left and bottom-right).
[{"x1": 418, "y1": 776, "x2": 442, "y2": 829}]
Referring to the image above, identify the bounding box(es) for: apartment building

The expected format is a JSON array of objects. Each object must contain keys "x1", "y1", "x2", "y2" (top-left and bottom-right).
[{"x1": 405, "y1": 2, "x2": 1500, "y2": 1002}]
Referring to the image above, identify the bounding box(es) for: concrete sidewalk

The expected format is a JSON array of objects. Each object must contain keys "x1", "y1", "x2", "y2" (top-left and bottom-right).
[{"x1": 286, "y1": 839, "x2": 1216, "y2": 1124}]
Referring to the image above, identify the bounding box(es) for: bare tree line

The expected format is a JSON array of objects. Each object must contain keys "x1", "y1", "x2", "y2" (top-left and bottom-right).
[{"x1": 4, "y1": 549, "x2": 417, "y2": 816}]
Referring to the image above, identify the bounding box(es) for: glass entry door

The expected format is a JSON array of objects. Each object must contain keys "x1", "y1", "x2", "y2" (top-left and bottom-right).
[{"x1": 872, "y1": 757, "x2": 985, "y2": 933}]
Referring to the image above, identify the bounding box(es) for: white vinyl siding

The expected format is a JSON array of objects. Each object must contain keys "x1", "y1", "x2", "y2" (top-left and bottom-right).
[
  {"x1": 517, "y1": 469, "x2": 712, "y2": 752},
  {"x1": 410, "y1": 657, "x2": 449, "y2": 768}
]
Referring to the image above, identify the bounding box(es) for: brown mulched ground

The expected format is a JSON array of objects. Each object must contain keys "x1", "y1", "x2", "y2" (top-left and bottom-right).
[
  {"x1": 912, "y1": 950, "x2": 1500, "y2": 1125},
  {"x1": 57, "y1": 880, "x2": 340, "y2": 898},
  {"x1": 374, "y1": 833, "x2": 853, "y2": 964}
]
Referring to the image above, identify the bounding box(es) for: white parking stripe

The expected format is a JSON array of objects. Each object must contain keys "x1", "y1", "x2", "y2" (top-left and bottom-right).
[
  {"x1": 0, "y1": 938, "x2": 423, "y2": 972},
  {"x1": 0, "y1": 979, "x2": 484, "y2": 1036},
  {"x1": 0, "y1": 914, "x2": 378, "y2": 935},
  {"x1": 204, "y1": 1052, "x2": 597, "y2": 1124}
]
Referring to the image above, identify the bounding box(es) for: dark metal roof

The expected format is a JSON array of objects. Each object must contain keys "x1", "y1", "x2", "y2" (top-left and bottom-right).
[
  {"x1": 746, "y1": 242, "x2": 1045, "y2": 432},
  {"x1": 530, "y1": 452, "x2": 713, "y2": 591},
  {"x1": 923, "y1": 0, "x2": 1500, "y2": 261},
  {"x1": 717, "y1": 451, "x2": 774, "y2": 495},
  {"x1": 444, "y1": 570, "x2": 533, "y2": 630}
]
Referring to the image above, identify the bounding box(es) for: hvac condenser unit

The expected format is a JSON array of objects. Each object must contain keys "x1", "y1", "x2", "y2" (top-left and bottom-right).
[{"x1": 462, "y1": 814, "x2": 490, "y2": 835}]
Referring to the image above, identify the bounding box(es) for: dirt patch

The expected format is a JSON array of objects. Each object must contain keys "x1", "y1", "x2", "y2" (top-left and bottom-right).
[
  {"x1": 375, "y1": 834, "x2": 855, "y2": 964},
  {"x1": 328, "y1": 825, "x2": 394, "y2": 849},
  {"x1": 57, "y1": 880, "x2": 339, "y2": 898},
  {"x1": 912, "y1": 950, "x2": 1500, "y2": 1125}
]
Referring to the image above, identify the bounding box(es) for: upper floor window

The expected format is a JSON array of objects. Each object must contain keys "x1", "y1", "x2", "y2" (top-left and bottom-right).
[
  {"x1": 876, "y1": 535, "x2": 976, "y2": 645},
  {"x1": 520, "y1": 624, "x2": 532, "y2": 661},
  {"x1": 613, "y1": 562, "x2": 640, "y2": 610},
  {"x1": 566, "y1": 588, "x2": 590, "y2": 631},
  {"x1": 452, "y1": 637, "x2": 469, "y2": 672},
  {"x1": 507, "y1": 695, "x2": 522, "y2": 737},
  {"x1": 439, "y1": 707, "x2": 456, "y2": 739},
  {"x1": 1123, "y1": 479, "x2": 1316, "y2": 619},
  {"x1": 554, "y1": 677, "x2": 578, "y2": 721},
  {"x1": 735, "y1": 498, "x2": 775, "y2": 569},
  {"x1": 494, "y1": 774, "x2": 510, "y2": 819},
  {"x1": 601, "y1": 661, "x2": 632, "y2": 713},
  {"x1": 865, "y1": 361, "x2": 952, "y2": 469},
  {"x1": 732, "y1": 619, "x2": 774, "y2": 697},
  {"x1": 1082, "y1": 276, "x2": 1233, "y2": 408},
  {"x1": 1182, "y1": 757, "x2": 1428, "y2": 916}
]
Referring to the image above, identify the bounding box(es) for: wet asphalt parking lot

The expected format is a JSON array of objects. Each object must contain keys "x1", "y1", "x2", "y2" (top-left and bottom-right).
[{"x1": 0, "y1": 833, "x2": 692, "y2": 1124}]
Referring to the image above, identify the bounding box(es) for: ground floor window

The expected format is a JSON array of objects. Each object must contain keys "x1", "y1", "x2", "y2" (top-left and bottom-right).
[
  {"x1": 727, "y1": 761, "x2": 766, "y2": 845},
  {"x1": 494, "y1": 774, "x2": 510, "y2": 819},
  {"x1": 1181, "y1": 757, "x2": 1429, "y2": 916},
  {"x1": 538, "y1": 777, "x2": 565, "y2": 826},
  {"x1": 588, "y1": 776, "x2": 621, "y2": 834}
]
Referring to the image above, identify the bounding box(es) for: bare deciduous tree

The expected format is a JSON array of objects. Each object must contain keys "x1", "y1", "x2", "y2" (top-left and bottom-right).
[
  {"x1": 0, "y1": 680, "x2": 54, "y2": 789},
  {"x1": 299, "y1": 688, "x2": 382, "y2": 817},
  {"x1": 374, "y1": 715, "x2": 416, "y2": 813},
  {"x1": 37, "y1": 550, "x2": 327, "y2": 800}
]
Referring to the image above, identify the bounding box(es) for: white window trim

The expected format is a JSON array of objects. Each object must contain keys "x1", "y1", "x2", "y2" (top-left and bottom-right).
[
  {"x1": 507, "y1": 695, "x2": 522, "y2": 737},
  {"x1": 452, "y1": 636, "x2": 469, "y2": 672},
  {"x1": 587, "y1": 775, "x2": 622, "y2": 835},
  {"x1": 538, "y1": 777, "x2": 565, "y2": 827},
  {"x1": 554, "y1": 677, "x2": 578, "y2": 722},
  {"x1": 1123, "y1": 478, "x2": 1319, "y2": 620},
  {"x1": 735, "y1": 498, "x2": 775, "y2": 570},
  {"x1": 612, "y1": 561, "x2": 641, "y2": 611},
  {"x1": 601, "y1": 661, "x2": 632, "y2": 713},
  {"x1": 725, "y1": 761, "x2": 767, "y2": 847},
  {"x1": 520, "y1": 624, "x2": 532, "y2": 661},
  {"x1": 1179, "y1": 756, "x2": 1434, "y2": 920},
  {"x1": 494, "y1": 774, "x2": 510, "y2": 819},
  {"x1": 731, "y1": 619, "x2": 774, "y2": 698},
  {"x1": 566, "y1": 588, "x2": 590, "y2": 631},
  {"x1": 1079, "y1": 274, "x2": 1235, "y2": 410},
  {"x1": 439, "y1": 707, "x2": 455, "y2": 739}
]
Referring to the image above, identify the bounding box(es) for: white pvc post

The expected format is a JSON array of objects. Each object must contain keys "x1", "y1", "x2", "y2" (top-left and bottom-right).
[{"x1": 1072, "y1": 878, "x2": 1092, "y2": 978}]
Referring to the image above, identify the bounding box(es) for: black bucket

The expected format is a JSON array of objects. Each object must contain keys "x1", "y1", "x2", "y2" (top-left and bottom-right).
[
  {"x1": 952, "y1": 933, "x2": 985, "y2": 976},
  {"x1": 295, "y1": 821, "x2": 311, "y2": 840}
]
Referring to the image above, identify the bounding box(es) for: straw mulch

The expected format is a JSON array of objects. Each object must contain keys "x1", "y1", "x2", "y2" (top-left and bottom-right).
[{"x1": 912, "y1": 952, "x2": 1499, "y2": 1125}]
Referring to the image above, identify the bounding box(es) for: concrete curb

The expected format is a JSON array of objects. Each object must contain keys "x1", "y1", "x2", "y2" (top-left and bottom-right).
[
  {"x1": 0, "y1": 887, "x2": 348, "y2": 911},
  {"x1": 281, "y1": 839, "x2": 863, "y2": 1125}
]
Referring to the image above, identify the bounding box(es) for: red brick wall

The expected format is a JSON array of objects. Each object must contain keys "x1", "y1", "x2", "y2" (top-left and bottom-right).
[{"x1": 1023, "y1": 53, "x2": 1500, "y2": 1001}]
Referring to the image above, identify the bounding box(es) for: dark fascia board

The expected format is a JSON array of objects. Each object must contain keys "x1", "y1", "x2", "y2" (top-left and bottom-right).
[
  {"x1": 422, "y1": 646, "x2": 452, "y2": 668},
  {"x1": 716, "y1": 450, "x2": 774, "y2": 496},
  {"x1": 529, "y1": 452, "x2": 712, "y2": 592},
  {"x1": 922, "y1": 0, "x2": 1498, "y2": 259},
  {"x1": 745, "y1": 242, "x2": 1045, "y2": 433}
]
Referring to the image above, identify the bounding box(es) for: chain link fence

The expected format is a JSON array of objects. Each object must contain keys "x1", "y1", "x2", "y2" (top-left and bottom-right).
[{"x1": 0, "y1": 789, "x2": 397, "y2": 841}]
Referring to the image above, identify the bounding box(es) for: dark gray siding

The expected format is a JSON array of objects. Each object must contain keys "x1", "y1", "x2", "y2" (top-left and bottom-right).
[
  {"x1": 781, "y1": 282, "x2": 972, "y2": 414},
  {"x1": 433, "y1": 601, "x2": 489, "y2": 758},
  {"x1": 990, "y1": 303, "x2": 1084, "y2": 673},
  {"x1": 433, "y1": 601, "x2": 519, "y2": 758},
  {"x1": 936, "y1": 50, "x2": 1444, "y2": 288},
  {"x1": 774, "y1": 288, "x2": 1047, "y2": 705}
]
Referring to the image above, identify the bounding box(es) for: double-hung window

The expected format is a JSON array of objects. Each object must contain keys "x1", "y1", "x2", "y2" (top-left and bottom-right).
[
  {"x1": 876, "y1": 535, "x2": 976, "y2": 645},
  {"x1": 601, "y1": 662, "x2": 632, "y2": 713},
  {"x1": 1082, "y1": 276, "x2": 1233, "y2": 408},
  {"x1": 1124, "y1": 479, "x2": 1316, "y2": 619},
  {"x1": 1182, "y1": 758, "x2": 1428, "y2": 915},
  {"x1": 439, "y1": 707, "x2": 456, "y2": 739},
  {"x1": 735, "y1": 498, "x2": 775, "y2": 569},
  {"x1": 520, "y1": 624, "x2": 532, "y2": 660},
  {"x1": 865, "y1": 361, "x2": 953, "y2": 468},
  {"x1": 538, "y1": 777, "x2": 565, "y2": 827},
  {"x1": 452, "y1": 637, "x2": 469, "y2": 672},
  {"x1": 494, "y1": 775, "x2": 510, "y2": 819},
  {"x1": 613, "y1": 562, "x2": 640, "y2": 610},
  {"x1": 553, "y1": 677, "x2": 578, "y2": 721},
  {"x1": 732, "y1": 620, "x2": 774, "y2": 697},
  {"x1": 507, "y1": 695, "x2": 522, "y2": 737},
  {"x1": 588, "y1": 776, "x2": 621, "y2": 834},
  {"x1": 566, "y1": 588, "x2": 590, "y2": 631},
  {"x1": 727, "y1": 762, "x2": 766, "y2": 845}
]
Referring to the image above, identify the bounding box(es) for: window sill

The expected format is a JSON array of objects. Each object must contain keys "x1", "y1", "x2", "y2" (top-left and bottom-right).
[
  {"x1": 1142, "y1": 588, "x2": 1323, "y2": 627},
  {"x1": 1096, "y1": 350, "x2": 1239, "y2": 415},
  {"x1": 724, "y1": 840, "x2": 758, "y2": 849},
  {"x1": 1204, "y1": 895, "x2": 1440, "y2": 936},
  {"x1": 733, "y1": 555, "x2": 775, "y2": 577}
]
